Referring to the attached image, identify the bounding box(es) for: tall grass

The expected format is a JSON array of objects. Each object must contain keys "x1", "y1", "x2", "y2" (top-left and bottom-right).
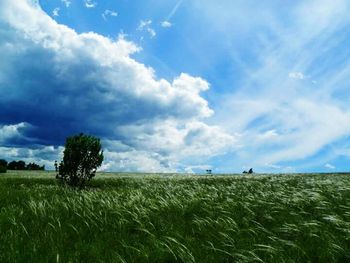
[{"x1": 0, "y1": 171, "x2": 349, "y2": 262}]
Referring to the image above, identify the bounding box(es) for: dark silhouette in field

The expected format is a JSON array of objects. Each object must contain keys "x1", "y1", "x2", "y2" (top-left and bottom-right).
[
  {"x1": 54, "y1": 160, "x2": 59, "y2": 178},
  {"x1": 8, "y1": 160, "x2": 26, "y2": 170},
  {"x1": 206, "y1": 169, "x2": 212, "y2": 175},
  {"x1": 243, "y1": 168, "x2": 254, "y2": 174},
  {"x1": 5, "y1": 160, "x2": 44, "y2": 171},
  {"x1": 0, "y1": 159, "x2": 7, "y2": 173},
  {"x1": 26, "y1": 162, "x2": 45, "y2": 170}
]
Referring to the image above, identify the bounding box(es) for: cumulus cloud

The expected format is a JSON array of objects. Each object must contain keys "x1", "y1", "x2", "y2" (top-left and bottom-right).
[
  {"x1": 118, "y1": 119, "x2": 234, "y2": 158},
  {"x1": 288, "y1": 72, "x2": 305, "y2": 80},
  {"x1": 0, "y1": 0, "x2": 233, "y2": 171},
  {"x1": 101, "y1": 149, "x2": 175, "y2": 173},
  {"x1": 161, "y1": 21, "x2": 172, "y2": 28},
  {"x1": 102, "y1": 9, "x2": 118, "y2": 21},
  {"x1": 325, "y1": 163, "x2": 335, "y2": 170},
  {"x1": 84, "y1": 0, "x2": 97, "y2": 9},
  {"x1": 52, "y1": 7, "x2": 60, "y2": 17},
  {"x1": 0, "y1": 123, "x2": 29, "y2": 144},
  {"x1": 137, "y1": 20, "x2": 156, "y2": 38},
  {"x1": 61, "y1": 0, "x2": 71, "y2": 8},
  {"x1": 184, "y1": 165, "x2": 212, "y2": 174}
]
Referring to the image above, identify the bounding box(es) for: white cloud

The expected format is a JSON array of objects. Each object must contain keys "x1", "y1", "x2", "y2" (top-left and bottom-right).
[
  {"x1": 52, "y1": 7, "x2": 60, "y2": 17},
  {"x1": 99, "y1": 118, "x2": 235, "y2": 172},
  {"x1": 61, "y1": 0, "x2": 71, "y2": 8},
  {"x1": 118, "y1": 119, "x2": 234, "y2": 159},
  {"x1": 148, "y1": 28, "x2": 156, "y2": 38},
  {"x1": 0, "y1": 0, "x2": 234, "y2": 172},
  {"x1": 100, "y1": 149, "x2": 175, "y2": 173},
  {"x1": 184, "y1": 165, "x2": 212, "y2": 174},
  {"x1": 325, "y1": 163, "x2": 335, "y2": 169},
  {"x1": 138, "y1": 20, "x2": 156, "y2": 38},
  {"x1": 161, "y1": 21, "x2": 172, "y2": 28},
  {"x1": 184, "y1": 167, "x2": 195, "y2": 174},
  {"x1": 264, "y1": 163, "x2": 281, "y2": 169},
  {"x1": 209, "y1": 0, "x2": 350, "y2": 170},
  {"x1": 289, "y1": 72, "x2": 305, "y2": 80},
  {"x1": 84, "y1": 0, "x2": 97, "y2": 9},
  {"x1": 138, "y1": 20, "x2": 151, "y2": 30},
  {"x1": 257, "y1": 129, "x2": 279, "y2": 141},
  {"x1": 0, "y1": 123, "x2": 28, "y2": 143},
  {"x1": 102, "y1": 9, "x2": 118, "y2": 21}
]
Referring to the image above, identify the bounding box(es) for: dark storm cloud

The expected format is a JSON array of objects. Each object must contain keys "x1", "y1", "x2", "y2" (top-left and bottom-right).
[{"x1": 0, "y1": 0, "x2": 233, "y2": 171}]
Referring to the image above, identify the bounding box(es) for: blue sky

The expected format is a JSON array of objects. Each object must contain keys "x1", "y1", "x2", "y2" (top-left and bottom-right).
[{"x1": 1, "y1": 0, "x2": 350, "y2": 173}]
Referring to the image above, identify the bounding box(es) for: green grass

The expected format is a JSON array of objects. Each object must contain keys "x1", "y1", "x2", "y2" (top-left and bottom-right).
[{"x1": 0, "y1": 171, "x2": 349, "y2": 262}]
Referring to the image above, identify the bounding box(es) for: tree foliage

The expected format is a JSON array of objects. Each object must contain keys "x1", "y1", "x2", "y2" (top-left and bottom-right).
[
  {"x1": 8, "y1": 160, "x2": 26, "y2": 170},
  {"x1": 6, "y1": 160, "x2": 44, "y2": 171},
  {"x1": 0, "y1": 159, "x2": 7, "y2": 173},
  {"x1": 56, "y1": 133, "x2": 104, "y2": 188},
  {"x1": 26, "y1": 163, "x2": 45, "y2": 170}
]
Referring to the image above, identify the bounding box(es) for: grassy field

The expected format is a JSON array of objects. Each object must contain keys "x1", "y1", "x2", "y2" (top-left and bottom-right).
[{"x1": 0, "y1": 171, "x2": 349, "y2": 262}]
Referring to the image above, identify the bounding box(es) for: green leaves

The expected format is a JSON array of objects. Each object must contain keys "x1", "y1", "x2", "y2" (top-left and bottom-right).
[{"x1": 57, "y1": 133, "x2": 104, "y2": 188}]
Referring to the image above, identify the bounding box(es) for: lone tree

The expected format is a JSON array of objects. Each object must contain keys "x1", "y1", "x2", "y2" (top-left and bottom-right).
[{"x1": 56, "y1": 133, "x2": 104, "y2": 188}]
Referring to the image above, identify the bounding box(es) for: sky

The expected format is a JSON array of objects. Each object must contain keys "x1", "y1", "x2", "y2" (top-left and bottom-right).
[{"x1": 1, "y1": 0, "x2": 350, "y2": 173}]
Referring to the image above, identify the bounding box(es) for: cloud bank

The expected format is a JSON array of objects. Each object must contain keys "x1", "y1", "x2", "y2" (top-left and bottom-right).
[{"x1": 0, "y1": 0, "x2": 234, "y2": 171}]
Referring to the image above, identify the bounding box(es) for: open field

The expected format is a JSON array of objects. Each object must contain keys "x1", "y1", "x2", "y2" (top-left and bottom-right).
[{"x1": 0, "y1": 171, "x2": 349, "y2": 262}]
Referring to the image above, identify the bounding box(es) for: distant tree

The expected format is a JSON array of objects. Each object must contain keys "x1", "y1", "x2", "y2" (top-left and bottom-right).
[
  {"x1": 7, "y1": 161, "x2": 16, "y2": 170},
  {"x1": 0, "y1": 159, "x2": 7, "y2": 173},
  {"x1": 26, "y1": 162, "x2": 45, "y2": 171},
  {"x1": 7, "y1": 160, "x2": 44, "y2": 171},
  {"x1": 0, "y1": 159, "x2": 7, "y2": 167},
  {"x1": 54, "y1": 161, "x2": 58, "y2": 172},
  {"x1": 8, "y1": 161, "x2": 26, "y2": 170},
  {"x1": 56, "y1": 133, "x2": 104, "y2": 188},
  {"x1": 17, "y1": 161, "x2": 26, "y2": 170}
]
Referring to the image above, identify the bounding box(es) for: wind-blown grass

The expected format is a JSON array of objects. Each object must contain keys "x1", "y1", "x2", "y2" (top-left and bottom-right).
[{"x1": 0, "y1": 171, "x2": 349, "y2": 262}]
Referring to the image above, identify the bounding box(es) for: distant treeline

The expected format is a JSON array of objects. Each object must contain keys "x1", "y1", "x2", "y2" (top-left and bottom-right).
[{"x1": 0, "y1": 159, "x2": 45, "y2": 173}]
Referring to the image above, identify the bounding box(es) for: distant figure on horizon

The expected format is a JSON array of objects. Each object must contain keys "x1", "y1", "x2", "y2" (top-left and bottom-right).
[
  {"x1": 206, "y1": 169, "x2": 212, "y2": 175},
  {"x1": 243, "y1": 168, "x2": 254, "y2": 174}
]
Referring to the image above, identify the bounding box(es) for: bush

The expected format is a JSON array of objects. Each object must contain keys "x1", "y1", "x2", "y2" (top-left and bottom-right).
[
  {"x1": 56, "y1": 133, "x2": 104, "y2": 188},
  {"x1": 0, "y1": 159, "x2": 7, "y2": 173}
]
